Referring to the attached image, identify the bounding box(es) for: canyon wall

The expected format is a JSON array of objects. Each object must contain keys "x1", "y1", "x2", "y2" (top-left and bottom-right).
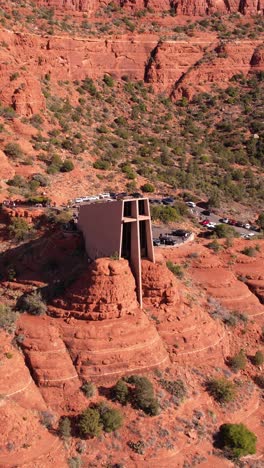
[
  {"x1": 0, "y1": 28, "x2": 263, "y2": 117},
  {"x1": 34, "y1": 0, "x2": 264, "y2": 15}
]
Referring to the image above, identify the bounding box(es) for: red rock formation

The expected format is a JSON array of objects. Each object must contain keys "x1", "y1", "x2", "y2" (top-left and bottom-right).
[
  {"x1": 33, "y1": 0, "x2": 264, "y2": 14},
  {"x1": 50, "y1": 258, "x2": 139, "y2": 320},
  {"x1": 141, "y1": 259, "x2": 229, "y2": 363}
]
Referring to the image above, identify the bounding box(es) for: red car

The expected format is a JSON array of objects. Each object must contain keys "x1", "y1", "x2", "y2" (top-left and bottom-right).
[{"x1": 200, "y1": 219, "x2": 210, "y2": 226}]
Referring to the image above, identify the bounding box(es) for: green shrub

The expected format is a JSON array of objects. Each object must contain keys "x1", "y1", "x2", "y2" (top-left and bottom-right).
[
  {"x1": 141, "y1": 183, "x2": 155, "y2": 193},
  {"x1": 4, "y1": 142, "x2": 23, "y2": 159},
  {"x1": 31, "y1": 173, "x2": 49, "y2": 187},
  {"x1": 78, "y1": 407, "x2": 102, "y2": 438},
  {"x1": 252, "y1": 351, "x2": 264, "y2": 366},
  {"x1": 20, "y1": 290, "x2": 47, "y2": 316},
  {"x1": 97, "y1": 403, "x2": 123, "y2": 433},
  {"x1": 228, "y1": 349, "x2": 247, "y2": 372},
  {"x1": 166, "y1": 261, "x2": 184, "y2": 279},
  {"x1": 218, "y1": 423, "x2": 257, "y2": 458},
  {"x1": 81, "y1": 381, "x2": 95, "y2": 398},
  {"x1": 111, "y1": 379, "x2": 129, "y2": 405},
  {"x1": 8, "y1": 218, "x2": 31, "y2": 241},
  {"x1": 46, "y1": 209, "x2": 73, "y2": 225},
  {"x1": 58, "y1": 417, "x2": 71, "y2": 438},
  {"x1": 127, "y1": 375, "x2": 159, "y2": 416},
  {"x1": 206, "y1": 378, "x2": 236, "y2": 403},
  {"x1": 0, "y1": 304, "x2": 18, "y2": 333},
  {"x1": 103, "y1": 74, "x2": 115, "y2": 87},
  {"x1": 214, "y1": 224, "x2": 239, "y2": 239},
  {"x1": 30, "y1": 114, "x2": 44, "y2": 128},
  {"x1": 68, "y1": 456, "x2": 82, "y2": 468},
  {"x1": 93, "y1": 160, "x2": 110, "y2": 170},
  {"x1": 151, "y1": 205, "x2": 180, "y2": 224},
  {"x1": 61, "y1": 159, "x2": 74, "y2": 172}
]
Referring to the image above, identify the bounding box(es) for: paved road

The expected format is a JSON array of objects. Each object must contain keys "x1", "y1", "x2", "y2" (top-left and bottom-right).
[{"x1": 190, "y1": 205, "x2": 257, "y2": 238}]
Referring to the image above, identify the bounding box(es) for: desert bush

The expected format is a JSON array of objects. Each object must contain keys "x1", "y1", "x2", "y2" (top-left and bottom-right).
[
  {"x1": 4, "y1": 142, "x2": 23, "y2": 159},
  {"x1": 252, "y1": 351, "x2": 264, "y2": 366},
  {"x1": 78, "y1": 407, "x2": 102, "y2": 438},
  {"x1": 58, "y1": 417, "x2": 71, "y2": 438},
  {"x1": 103, "y1": 74, "x2": 115, "y2": 87},
  {"x1": 207, "y1": 240, "x2": 222, "y2": 253},
  {"x1": 128, "y1": 440, "x2": 145, "y2": 454},
  {"x1": 206, "y1": 378, "x2": 236, "y2": 403},
  {"x1": 254, "y1": 375, "x2": 264, "y2": 388},
  {"x1": 228, "y1": 349, "x2": 247, "y2": 372},
  {"x1": 8, "y1": 218, "x2": 31, "y2": 242},
  {"x1": 20, "y1": 290, "x2": 47, "y2": 316},
  {"x1": 166, "y1": 261, "x2": 184, "y2": 279},
  {"x1": 81, "y1": 381, "x2": 96, "y2": 398},
  {"x1": 0, "y1": 304, "x2": 18, "y2": 333},
  {"x1": 61, "y1": 159, "x2": 74, "y2": 172},
  {"x1": 126, "y1": 375, "x2": 159, "y2": 416},
  {"x1": 217, "y1": 423, "x2": 257, "y2": 458},
  {"x1": 7, "y1": 175, "x2": 27, "y2": 188},
  {"x1": 46, "y1": 209, "x2": 73, "y2": 225},
  {"x1": 141, "y1": 183, "x2": 155, "y2": 193},
  {"x1": 151, "y1": 205, "x2": 180, "y2": 224},
  {"x1": 159, "y1": 379, "x2": 187, "y2": 405},
  {"x1": 111, "y1": 379, "x2": 129, "y2": 405},
  {"x1": 241, "y1": 247, "x2": 258, "y2": 257},
  {"x1": 97, "y1": 403, "x2": 123, "y2": 433},
  {"x1": 214, "y1": 224, "x2": 239, "y2": 239},
  {"x1": 31, "y1": 173, "x2": 49, "y2": 187}
]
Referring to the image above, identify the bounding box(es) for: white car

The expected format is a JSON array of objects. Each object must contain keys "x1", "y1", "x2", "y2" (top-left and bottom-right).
[
  {"x1": 207, "y1": 222, "x2": 216, "y2": 229},
  {"x1": 186, "y1": 201, "x2": 196, "y2": 208},
  {"x1": 99, "y1": 193, "x2": 111, "y2": 199},
  {"x1": 243, "y1": 223, "x2": 251, "y2": 230}
]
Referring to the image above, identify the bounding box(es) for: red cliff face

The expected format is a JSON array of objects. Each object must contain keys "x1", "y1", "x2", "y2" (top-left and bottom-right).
[{"x1": 33, "y1": 0, "x2": 264, "y2": 14}]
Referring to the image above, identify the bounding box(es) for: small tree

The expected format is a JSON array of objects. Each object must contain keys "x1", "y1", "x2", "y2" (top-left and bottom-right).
[
  {"x1": 206, "y1": 378, "x2": 236, "y2": 403},
  {"x1": 58, "y1": 417, "x2": 71, "y2": 438},
  {"x1": 228, "y1": 349, "x2": 247, "y2": 372},
  {"x1": 252, "y1": 351, "x2": 264, "y2": 366},
  {"x1": 218, "y1": 423, "x2": 257, "y2": 458},
  {"x1": 78, "y1": 408, "x2": 102, "y2": 438},
  {"x1": 127, "y1": 375, "x2": 159, "y2": 416},
  {"x1": 214, "y1": 224, "x2": 239, "y2": 239},
  {"x1": 257, "y1": 212, "x2": 264, "y2": 230},
  {"x1": 111, "y1": 379, "x2": 129, "y2": 405}
]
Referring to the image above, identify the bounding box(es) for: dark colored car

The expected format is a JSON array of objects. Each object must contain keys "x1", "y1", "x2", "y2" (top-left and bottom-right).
[
  {"x1": 130, "y1": 192, "x2": 142, "y2": 198},
  {"x1": 162, "y1": 197, "x2": 174, "y2": 205},
  {"x1": 236, "y1": 221, "x2": 244, "y2": 227},
  {"x1": 164, "y1": 237, "x2": 177, "y2": 246},
  {"x1": 201, "y1": 210, "x2": 211, "y2": 216},
  {"x1": 171, "y1": 229, "x2": 190, "y2": 237},
  {"x1": 153, "y1": 238, "x2": 161, "y2": 246}
]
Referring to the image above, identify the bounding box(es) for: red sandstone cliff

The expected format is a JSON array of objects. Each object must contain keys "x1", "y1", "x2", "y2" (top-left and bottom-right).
[{"x1": 33, "y1": 0, "x2": 264, "y2": 15}]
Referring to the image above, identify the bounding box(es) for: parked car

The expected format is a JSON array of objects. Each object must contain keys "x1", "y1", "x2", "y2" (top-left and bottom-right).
[
  {"x1": 130, "y1": 192, "x2": 142, "y2": 198},
  {"x1": 228, "y1": 219, "x2": 236, "y2": 226},
  {"x1": 153, "y1": 238, "x2": 161, "y2": 246},
  {"x1": 207, "y1": 222, "x2": 216, "y2": 229},
  {"x1": 171, "y1": 229, "x2": 190, "y2": 237},
  {"x1": 219, "y1": 218, "x2": 229, "y2": 224},
  {"x1": 186, "y1": 201, "x2": 196, "y2": 208},
  {"x1": 201, "y1": 210, "x2": 211, "y2": 216},
  {"x1": 164, "y1": 237, "x2": 177, "y2": 246},
  {"x1": 243, "y1": 223, "x2": 251, "y2": 230},
  {"x1": 250, "y1": 225, "x2": 261, "y2": 232},
  {"x1": 200, "y1": 219, "x2": 210, "y2": 226},
  {"x1": 236, "y1": 221, "x2": 244, "y2": 227},
  {"x1": 162, "y1": 197, "x2": 174, "y2": 205}
]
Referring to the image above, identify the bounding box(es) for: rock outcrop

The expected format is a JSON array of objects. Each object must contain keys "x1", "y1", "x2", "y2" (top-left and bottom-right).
[{"x1": 33, "y1": 0, "x2": 264, "y2": 15}]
